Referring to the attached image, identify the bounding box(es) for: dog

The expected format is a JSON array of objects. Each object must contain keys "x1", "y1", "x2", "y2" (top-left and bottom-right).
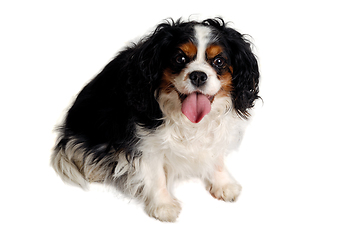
[{"x1": 51, "y1": 18, "x2": 260, "y2": 222}]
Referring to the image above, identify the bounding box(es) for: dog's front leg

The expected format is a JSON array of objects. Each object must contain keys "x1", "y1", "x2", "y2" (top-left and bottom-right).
[
  {"x1": 140, "y1": 156, "x2": 181, "y2": 222},
  {"x1": 206, "y1": 158, "x2": 242, "y2": 202}
]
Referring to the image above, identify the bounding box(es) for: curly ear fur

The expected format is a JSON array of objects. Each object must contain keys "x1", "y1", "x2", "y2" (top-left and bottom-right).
[
  {"x1": 202, "y1": 18, "x2": 260, "y2": 118},
  {"x1": 124, "y1": 19, "x2": 196, "y2": 126},
  {"x1": 228, "y1": 33, "x2": 260, "y2": 118}
]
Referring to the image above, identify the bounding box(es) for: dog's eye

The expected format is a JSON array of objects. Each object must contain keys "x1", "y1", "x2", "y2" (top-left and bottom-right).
[
  {"x1": 213, "y1": 57, "x2": 226, "y2": 68},
  {"x1": 174, "y1": 54, "x2": 187, "y2": 65}
]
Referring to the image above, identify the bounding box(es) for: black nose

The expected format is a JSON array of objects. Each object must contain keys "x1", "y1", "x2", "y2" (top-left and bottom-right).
[{"x1": 189, "y1": 71, "x2": 208, "y2": 87}]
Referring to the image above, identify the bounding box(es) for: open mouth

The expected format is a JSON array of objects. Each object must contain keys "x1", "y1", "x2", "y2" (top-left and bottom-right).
[{"x1": 179, "y1": 91, "x2": 215, "y2": 123}]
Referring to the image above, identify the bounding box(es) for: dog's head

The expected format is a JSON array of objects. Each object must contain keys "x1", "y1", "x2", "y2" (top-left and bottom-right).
[{"x1": 126, "y1": 18, "x2": 260, "y2": 124}]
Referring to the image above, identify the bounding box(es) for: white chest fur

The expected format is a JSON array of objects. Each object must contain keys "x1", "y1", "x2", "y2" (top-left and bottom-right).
[{"x1": 137, "y1": 93, "x2": 246, "y2": 181}]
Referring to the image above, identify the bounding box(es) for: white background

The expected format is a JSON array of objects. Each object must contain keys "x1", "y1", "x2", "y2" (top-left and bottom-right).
[{"x1": 1, "y1": 1, "x2": 359, "y2": 239}]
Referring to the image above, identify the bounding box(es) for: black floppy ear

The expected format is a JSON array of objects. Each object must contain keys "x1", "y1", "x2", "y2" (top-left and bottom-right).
[
  {"x1": 124, "y1": 21, "x2": 178, "y2": 126},
  {"x1": 225, "y1": 28, "x2": 260, "y2": 118}
]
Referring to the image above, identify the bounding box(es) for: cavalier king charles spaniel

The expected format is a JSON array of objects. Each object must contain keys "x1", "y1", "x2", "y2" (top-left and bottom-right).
[{"x1": 51, "y1": 18, "x2": 260, "y2": 222}]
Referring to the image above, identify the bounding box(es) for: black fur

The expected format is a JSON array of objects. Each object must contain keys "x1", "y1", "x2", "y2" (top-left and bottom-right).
[{"x1": 55, "y1": 18, "x2": 260, "y2": 163}]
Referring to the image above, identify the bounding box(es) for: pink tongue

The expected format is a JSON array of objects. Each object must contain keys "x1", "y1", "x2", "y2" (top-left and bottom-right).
[{"x1": 181, "y1": 92, "x2": 211, "y2": 123}]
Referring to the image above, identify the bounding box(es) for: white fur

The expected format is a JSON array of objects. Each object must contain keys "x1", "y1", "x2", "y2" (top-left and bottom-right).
[
  {"x1": 51, "y1": 138, "x2": 88, "y2": 189},
  {"x1": 194, "y1": 25, "x2": 213, "y2": 62},
  {"x1": 110, "y1": 91, "x2": 246, "y2": 221}
]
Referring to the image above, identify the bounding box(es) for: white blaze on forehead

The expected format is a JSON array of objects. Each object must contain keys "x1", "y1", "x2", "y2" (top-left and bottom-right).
[
  {"x1": 187, "y1": 25, "x2": 214, "y2": 74},
  {"x1": 194, "y1": 25, "x2": 213, "y2": 61}
]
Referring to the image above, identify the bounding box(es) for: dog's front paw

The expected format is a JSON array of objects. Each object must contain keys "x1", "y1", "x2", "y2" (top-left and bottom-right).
[
  {"x1": 145, "y1": 199, "x2": 181, "y2": 222},
  {"x1": 209, "y1": 183, "x2": 242, "y2": 202}
]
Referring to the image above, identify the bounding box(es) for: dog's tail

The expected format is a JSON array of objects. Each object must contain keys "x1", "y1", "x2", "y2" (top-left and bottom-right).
[{"x1": 50, "y1": 140, "x2": 88, "y2": 189}]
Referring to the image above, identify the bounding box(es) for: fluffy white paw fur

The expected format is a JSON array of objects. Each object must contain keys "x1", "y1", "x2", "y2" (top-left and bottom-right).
[
  {"x1": 145, "y1": 199, "x2": 182, "y2": 222},
  {"x1": 209, "y1": 182, "x2": 242, "y2": 202}
]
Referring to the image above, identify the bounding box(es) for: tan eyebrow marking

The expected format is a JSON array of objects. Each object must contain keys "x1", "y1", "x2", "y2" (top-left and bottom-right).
[
  {"x1": 206, "y1": 45, "x2": 223, "y2": 59},
  {"x1": 179, "y1": 42, "x2": 197, "y2": 59}
]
